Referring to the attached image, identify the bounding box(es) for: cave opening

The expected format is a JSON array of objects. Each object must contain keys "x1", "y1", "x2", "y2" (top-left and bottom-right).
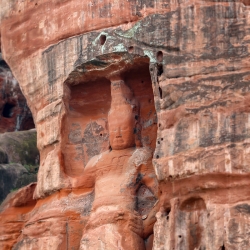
[
  {"x1": 2, "y1": 103, "x2": 15, "y2": 118},
  {"x1": 157, "y1": 51, "x2": 163, "y2": 62},
  {"x1": 21, "y1": 116, "x2": 36, "y2": 130},
  {"x1": 100, "y1": 35, "x2": 106, "y2": 45},
  {"x1": 157, "y1": 64, "x2": 163, "y2": 76}
]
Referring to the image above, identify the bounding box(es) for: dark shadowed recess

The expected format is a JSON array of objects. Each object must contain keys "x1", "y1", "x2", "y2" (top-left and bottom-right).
[
  {"x1": 2, "y1": 103, "x2": 15, "y2": 118},
  {"x1": 0, "y1": 57, "x2": 35, "y2": 131}
]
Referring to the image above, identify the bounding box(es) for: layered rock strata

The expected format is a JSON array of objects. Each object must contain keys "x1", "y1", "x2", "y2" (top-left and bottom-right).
[
  {"x1": 0, "y1": 183, "x2": 37, "y2": 250},
  {"x1": 1, "y1": 0, "x2": 250, "y2": 249}
]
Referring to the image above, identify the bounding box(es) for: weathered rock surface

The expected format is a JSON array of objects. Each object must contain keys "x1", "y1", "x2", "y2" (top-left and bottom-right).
[
  {"x1": 0, "y1": 129, "x2": 39, "y2": 203},
  {"x1": 0, "y1": 129, "x2": 39, "y2": 166},
  {"x1": 0, "y1": 183, "x2": 36, "y2": 250},
  {"x1": 0, "y1": 164, "x2": 36, "y2": 203},
  {"x1": 1, "y1": 0, "x2": 250, "y2": 249}
]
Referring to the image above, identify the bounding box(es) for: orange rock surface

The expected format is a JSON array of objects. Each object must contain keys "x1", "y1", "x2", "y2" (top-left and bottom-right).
[{"x1": 1, "y1": 0, "x2": 250, "y2": 249}]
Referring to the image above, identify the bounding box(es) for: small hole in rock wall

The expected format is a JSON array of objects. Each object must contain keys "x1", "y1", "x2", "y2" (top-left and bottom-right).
[
  {"x1": 159, "y1": 123, "x2": 161, "y2": 127},
  {"x1": 18, "y1": 10, "x2": 21, "y2": 12},
  {"x1": 100, "y1": 35, "x2": 106, "y2": 45},
  {"x1": 128, "y1": 46, "x2": 134, "y2": 53},
  {"x1": 161, "y1": 138, "x2": 163, "y2": 141},
  {"x1": 166, "y1": 208, "x2": 171, "y2": 220},
  {"x1": 2, "y1": 103, "x2": 15, "y2": 118},
  {"x1": 157, "y1": 64, "x2": 163, "y2": 76},
  {"x1": 141, "y1": 80, "x2": 144, "y2": 83},
  {"x1": 156, "y1": 155, "x2": 159, "y2": 159},
  {"x1": 157, "y1": 51, "x2": 163, "y2": 62},
  {"x1": 158, "y1": 141, "x2": 160, "y2": 144},
  {"x1": 159, "y1": 87, "x2": 163, "y2": 99},
  {"x1": 149, "y1": 99, "x2": 152, "y2": 103},
  {"x1": 35, "y1": 3, "x2": 37, "y2": 5},
  {"x1": 100, "y1": 133, "x2": 102, "y2": 136},
  {"x1": 178, "y1": 235, "x2": 182, "y2": 238},
  {"x1": 220, "y1": 245, "x2": 225, "y2": 250}
]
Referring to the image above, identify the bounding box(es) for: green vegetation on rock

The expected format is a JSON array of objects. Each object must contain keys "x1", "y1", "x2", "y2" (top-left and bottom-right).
[{"x1": 0, "y1": 129, "x2": 39, "y2": 203}]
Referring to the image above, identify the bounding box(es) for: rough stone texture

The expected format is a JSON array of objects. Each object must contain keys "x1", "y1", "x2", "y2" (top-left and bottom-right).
[
  {"x1": 1, "y1": 0, "x2": 250, "y2": 249},
  {"x1": 0, "y1": 164, "x2": 37, "y2": 203},
  {"x1": 0, "y1": 129, "x2": 39, "y2": 203},
  {"x1": 0, "y1": 183, "x2": 37, "y2": 250},
  {"x1": 0, "y1": 54, "x2": 35, "y2": 132},
  {"x1": 0, "y1": 129, "x2": 39, "y2": 166}
]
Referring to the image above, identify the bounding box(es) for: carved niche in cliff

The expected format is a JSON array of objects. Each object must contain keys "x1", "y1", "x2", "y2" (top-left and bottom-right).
[{"x1": 63, "y1": 53, "x2": 159, "y2": 249}]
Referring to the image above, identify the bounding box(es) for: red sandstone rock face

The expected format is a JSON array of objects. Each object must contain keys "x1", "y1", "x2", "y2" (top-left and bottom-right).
[
  {"x1": 1, "y1": 0, "x2": 250, "y2": 249},
  {"x1": 0, "y1": 183, "x2": 36, "y2": 250}
]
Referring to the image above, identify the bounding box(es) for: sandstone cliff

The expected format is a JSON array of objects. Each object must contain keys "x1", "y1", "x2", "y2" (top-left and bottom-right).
[{"x1": 1, "y1": 0, "x2": 250, "y2": 249}]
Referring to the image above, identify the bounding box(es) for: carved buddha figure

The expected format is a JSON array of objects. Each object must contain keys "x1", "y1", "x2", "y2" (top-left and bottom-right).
[{"x1": 72, "y1": 80, "x2": 158, "y2": 250}]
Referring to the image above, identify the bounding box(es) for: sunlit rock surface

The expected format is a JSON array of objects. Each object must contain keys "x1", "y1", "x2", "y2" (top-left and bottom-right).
[{"x1": 1, "y1": 0, "x2": 250, "y2": 249}]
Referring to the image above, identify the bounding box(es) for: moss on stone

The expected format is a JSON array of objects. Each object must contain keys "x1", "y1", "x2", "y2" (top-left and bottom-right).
[{"x1": 13, "y1": 132, "x2": 39, "y2": 166}]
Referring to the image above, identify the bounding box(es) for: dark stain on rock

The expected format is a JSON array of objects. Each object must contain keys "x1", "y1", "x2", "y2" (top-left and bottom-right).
[
  {"x1": 136, "y1": 184, "x2": 157, "y2": 215},
  {"x1": 81, "y1": 191, "x2": 95, "y2": 216},
  {"x1": 82, "y1": 121, "x2": 108, "y2": 160},
  {"x1": 161, "y1": 72, "x2": 250, "y2": 111},
  {"x1": 234, "y1": 203, "x2": 250, "y2": 214},
  {"x1": 189, "y1": 222, "x2": 202, "y2": 250},
  {"x1": 43, "y1": 46, "x2": 57, "y2": 88},
  {"x1": 69, "y1": 123, "x2": 82, "y2": 144},
  {"x1": 74, "y1": 36, "x2": 85, "y2": 68},
  {"x1": 180, "y1": 197, "x2": 206, "y2": 212},
  {"x1": 173, "y1": 120, "x2": 190, "y2": 154},
  {"x1": 228, "y1": 219, "x2": 240, "y2": 244},
  {"x1": 99, "y1": 3, "x2": 111, "y2": 18}
]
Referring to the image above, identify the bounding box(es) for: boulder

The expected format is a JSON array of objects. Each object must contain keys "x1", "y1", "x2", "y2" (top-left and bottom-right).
[
  {"x1": 0, "y1": 164, "x2": 36, "y2": 203},
  {"x1": 0, "y1": 129, "x2": 39, "y2": 202},
  {"x1": 0, "y1": 129, "x2": 39, "y2": 167}
]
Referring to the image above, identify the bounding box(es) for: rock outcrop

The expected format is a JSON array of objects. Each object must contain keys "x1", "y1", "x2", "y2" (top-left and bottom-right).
[
  {"x1": 0, "y1": 164, "x2": 36, "y2": 203},
  {"x1": 1, "y1": 0, "x2": 250, "y2": 249},
  {"x1": 0, "y1": 55, "x2": 37, "y2": 204},
  {"x1": 0, "y1": 129, "x2": 39, "y2": 203}
]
